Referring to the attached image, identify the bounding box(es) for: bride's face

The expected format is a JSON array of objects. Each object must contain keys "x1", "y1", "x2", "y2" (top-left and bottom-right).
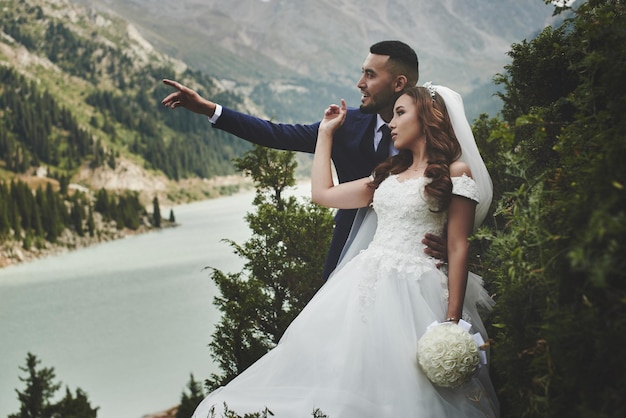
[{"x1": 389, "y1": 94, "x2": 424, "y2": 150}]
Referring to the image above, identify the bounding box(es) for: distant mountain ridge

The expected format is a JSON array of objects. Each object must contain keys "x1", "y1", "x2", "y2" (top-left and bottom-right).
[
  {"x1": 70, "y1": 0, "x2": 562, "y2": 119},
  {"x1": 0, "y1": 0, "x2": 566, "y2": 198}
]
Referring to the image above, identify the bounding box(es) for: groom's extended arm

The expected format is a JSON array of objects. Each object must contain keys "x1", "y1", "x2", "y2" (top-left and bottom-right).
[
  {"x1": 214, "y1": 107, "x2": 319, "y2": 153},
  {"x1": 162, "y1": 79, "x2": 318, "y2": 153}
]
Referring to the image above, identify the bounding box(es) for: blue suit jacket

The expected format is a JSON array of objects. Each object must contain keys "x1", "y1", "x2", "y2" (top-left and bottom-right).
[{"x1": 214, "y1": 106, "x2": 387, "y2": 279}]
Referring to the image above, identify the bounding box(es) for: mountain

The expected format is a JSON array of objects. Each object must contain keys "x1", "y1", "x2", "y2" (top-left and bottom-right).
[
  {"x1": 0, "y1": 0, "x2": 566, "y2": 200},
  {"x1": 0, "y1": 0, "x2": 257, "y2": 202},
  {"x1": 69, "y1": 0, "x2": 563, "y2": 119},
  {"x1": 0, "y1": 0, "x2": 265, "y2": 267}
]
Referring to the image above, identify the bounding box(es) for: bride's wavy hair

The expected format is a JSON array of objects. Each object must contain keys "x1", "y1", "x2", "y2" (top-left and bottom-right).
[{"x1": 369, "y1": 86, "x2": 461, "y2": 212}]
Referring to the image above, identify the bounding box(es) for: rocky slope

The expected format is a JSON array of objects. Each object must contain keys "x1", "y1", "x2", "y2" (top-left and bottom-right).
[{"x1": 72, "y1": 0, "x2": 562, "y2": 94}]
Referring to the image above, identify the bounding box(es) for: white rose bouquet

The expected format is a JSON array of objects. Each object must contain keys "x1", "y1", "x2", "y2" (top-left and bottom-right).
[{"x1": 416, "y1": 319, "x2": 487, "y2": 388}]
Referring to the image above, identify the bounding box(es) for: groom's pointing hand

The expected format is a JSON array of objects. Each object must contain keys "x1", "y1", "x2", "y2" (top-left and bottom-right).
[{"x1": 161, "y1": 79, "x2": 217, "y2": 117}]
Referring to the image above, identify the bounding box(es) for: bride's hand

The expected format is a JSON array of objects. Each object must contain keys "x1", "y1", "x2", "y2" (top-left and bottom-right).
[{"x1": 319, "y1": 99, "x2": 347, "y2": 135}]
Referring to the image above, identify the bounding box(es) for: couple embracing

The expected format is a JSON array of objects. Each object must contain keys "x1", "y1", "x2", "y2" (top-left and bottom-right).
[{"x1": 163, "y1": 40, "x2": 499, "y2": 417}]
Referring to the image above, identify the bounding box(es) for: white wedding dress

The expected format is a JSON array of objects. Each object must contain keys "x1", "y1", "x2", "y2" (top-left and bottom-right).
[{"x1": 192, "y1": 174, "x2": 499, "y2": 418}]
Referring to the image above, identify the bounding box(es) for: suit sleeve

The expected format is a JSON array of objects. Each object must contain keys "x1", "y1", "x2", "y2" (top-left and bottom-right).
[{"x1": 213, "y1": 106, "x2": 320, "y2": 154}]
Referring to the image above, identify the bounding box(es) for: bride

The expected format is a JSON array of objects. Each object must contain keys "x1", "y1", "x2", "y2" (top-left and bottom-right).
[{"x1": 191, "y1": 85, "x2": 499, "y2": 417}]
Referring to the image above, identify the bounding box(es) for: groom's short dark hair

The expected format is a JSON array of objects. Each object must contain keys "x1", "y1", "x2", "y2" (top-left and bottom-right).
[{"x1": 370, "y1": 40, "x2": 419, "y2": 86}]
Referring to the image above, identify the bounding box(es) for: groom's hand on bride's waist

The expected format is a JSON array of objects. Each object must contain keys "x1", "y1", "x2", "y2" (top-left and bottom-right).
[{"x1": 422, "y1": 232, "x2": 448, "y2": 267}]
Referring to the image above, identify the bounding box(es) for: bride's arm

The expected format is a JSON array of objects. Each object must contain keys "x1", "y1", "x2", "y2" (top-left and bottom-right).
[
  {"x1": 444, "y1": 162, "x2": 476, "y2": 322},
  {"x1": 311, "y1": 100, "x2": 374, "y2": 209}
]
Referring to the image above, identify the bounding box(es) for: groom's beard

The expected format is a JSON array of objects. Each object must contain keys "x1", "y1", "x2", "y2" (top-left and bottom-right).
[
  {"x1": 359, "y1": 103, "x2": 378, "y2": 114},
  {"x1": 359, "y1": 92, "x2": 398, "y2": 115}
]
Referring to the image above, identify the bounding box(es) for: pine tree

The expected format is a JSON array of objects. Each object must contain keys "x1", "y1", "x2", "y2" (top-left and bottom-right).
[
  {"x1": 206, "y1": 146, "x2": 333, "y2": 389},
  {"x1": 70, "y1": 200, "x2": 84, "y2": 237},
  {"x1": 152, "y1": 196, "x2": 162, "y2": 228},
  {"x1": 94, "y1": 188, "x2": 110, "y2": 219},
  {"x1": 42, "y1": 183, "x2": 64, "y2": 242},
  {"x1": 11, "y1": 180, "x2": 32, "y2": 232},
  {"x1": 86, "y1": 206, "x2": 95, "y2": 237},
  {"x1": 117, "y1": 192, "x2": 144, "y2": 230},
  {"x1": 9, "y1": 353, "x2": 99, "y2": 418},
  {"x1": 0, "y1": 182, "x2": 11, "y2": 238},
  {"x1": 58, "y1": 175, "x2": 69, "y2": 196},
  {"x1": 31, "y1": 201, "x2": 44, "y2": 238},
  {"x1": 9, "y1": 352, "x2": 61, "y2": 418},
  {"x1": 10, "y1": 199, "x2": 22, "y2": 239},
  {"x1": 51, "y1": 387, "x2": 98, "y2": 418},
  {"x1": 175, "y1": 374, "x2": 205, "y2": 418}
]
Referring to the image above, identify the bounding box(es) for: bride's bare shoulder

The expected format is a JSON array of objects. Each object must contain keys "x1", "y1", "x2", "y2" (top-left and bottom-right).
[{"x1": 450, "y1": 160, "x2": 472, "y2": 178}]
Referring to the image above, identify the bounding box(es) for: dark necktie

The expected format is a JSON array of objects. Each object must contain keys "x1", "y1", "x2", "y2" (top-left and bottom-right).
[{"x1": 376, "y1": 124, "x2": 391, "y2": 162}]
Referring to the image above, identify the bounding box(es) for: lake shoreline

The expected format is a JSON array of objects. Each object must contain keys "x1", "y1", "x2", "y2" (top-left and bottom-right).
[
  {"x1": 0, "y1": 169, "x2": 259, "y2": 270},
  {"x1": 0, "y1": 217, "x2": 178, "y2": 270},
  {"x1": 0, "y1": 179, "x2": 310, "y2": 270}
]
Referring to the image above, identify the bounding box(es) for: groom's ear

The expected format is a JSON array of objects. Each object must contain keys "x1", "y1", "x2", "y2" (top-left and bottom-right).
[{"x1": 394, "y1": 75, "x2": 408, "y2": 92}]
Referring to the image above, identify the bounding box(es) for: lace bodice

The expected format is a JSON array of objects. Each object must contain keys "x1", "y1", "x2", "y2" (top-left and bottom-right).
[{"x1": 368, "y1": 174, "x2": 479, "y2": 260}]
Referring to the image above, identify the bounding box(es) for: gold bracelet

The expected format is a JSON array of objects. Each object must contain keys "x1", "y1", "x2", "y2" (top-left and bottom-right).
[{"x1": 445, "y1": 317, "x2": 459, "y2": 322}]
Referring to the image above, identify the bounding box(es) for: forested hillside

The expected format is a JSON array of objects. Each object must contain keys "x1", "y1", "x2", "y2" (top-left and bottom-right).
[
  {"x1": 0, "y1": 0, "x2": 259, "y2": 265},
  {"x1": 0, "y1": 0, "x2": 253, "y2": 183}
]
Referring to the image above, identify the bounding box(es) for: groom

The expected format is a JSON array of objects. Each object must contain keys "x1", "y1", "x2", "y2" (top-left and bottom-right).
[{"x1": 162, "y1": 40, "x2": 446, "y2": 279}]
